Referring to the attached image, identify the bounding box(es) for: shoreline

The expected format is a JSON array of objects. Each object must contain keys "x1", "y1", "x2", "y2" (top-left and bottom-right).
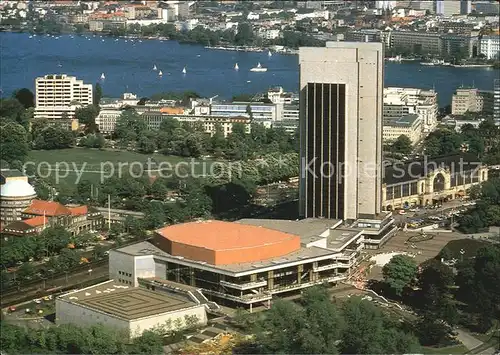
[{"x1": 4, "y1": 31, "x2": 497, "y2": 66}]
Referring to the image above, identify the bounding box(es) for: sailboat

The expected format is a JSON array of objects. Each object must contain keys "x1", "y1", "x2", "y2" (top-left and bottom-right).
[
  {"x1": 182, "y1": 66, "x2": 187, "y2": 74},
  {"x1": 158, "y1": 70, "x2": 163, "y2": 76},
  {"x1": 100, "y1": 73, "x2": 105, "y2": 80},
  {"x1": 153, "y1": 64, "x2": 157, "y2": 71},
  {"x1": 268, "y1": 50, "x2": 272, "y2": 57},
  {"x1": 234, "y1": 63, "x2": 239, "y2": 71},
  {"x1": 250, "y1": 62, "x2": 267, "y2": 72}
]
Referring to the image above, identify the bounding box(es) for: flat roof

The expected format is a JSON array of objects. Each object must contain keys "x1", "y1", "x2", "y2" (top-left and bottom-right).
[
  {"x1": 0, "y1": 169, "x2": 25, "y2": 178},
  {"x1": 116, "y1": 241, "x2": 336, "y2": 275},
  {"x1": 59, "y1": 281, "x2": 196, "y2": 321},
  {"x1": 385, "y1": 114, "x2": 419, "y2": 127},
  {"x1": 237, "y1": 218, "x2": 343, "y2": 241}
]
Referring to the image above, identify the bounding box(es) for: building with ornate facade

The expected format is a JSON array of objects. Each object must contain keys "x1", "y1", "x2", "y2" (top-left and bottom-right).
[{"x1": 382, "y1": 154, "x2": 488, "y2": 210}]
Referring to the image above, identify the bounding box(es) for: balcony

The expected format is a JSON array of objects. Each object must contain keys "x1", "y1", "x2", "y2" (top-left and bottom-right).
[
  {"x1": 271, "y1": 274, "x2": 347, "y2": 295},
  {"x1": 313, "y1": 259, "x2": 356, "y2": 272},
  {"x1": 220, "y1": 279, "x2": 268, "y2": 290},
  {"x1": 203, "y1": 289, "x2": 272, "y2": 304}
]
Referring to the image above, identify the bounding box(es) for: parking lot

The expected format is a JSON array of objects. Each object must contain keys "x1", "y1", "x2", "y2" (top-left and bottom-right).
[{"x1": 391, "y1": 199, "x2": 476, "y2": 230}]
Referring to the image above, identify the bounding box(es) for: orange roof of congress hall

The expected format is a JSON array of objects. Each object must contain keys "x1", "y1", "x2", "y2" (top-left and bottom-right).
[
  {"x1": 156, "y1": 220, "x2": 299, "y2": 251},
  {"x1": 24, "y1": 200, "x2": 71, "y2": 217}
]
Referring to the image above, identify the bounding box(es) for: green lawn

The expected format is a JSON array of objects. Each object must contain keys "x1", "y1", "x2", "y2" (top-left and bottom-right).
[
  {"x1": 440, "y1": 239, "x2": 490, "y2": 259},
  {"x1": 27, "y1": 148, "x2": 217, "y2": 193}
]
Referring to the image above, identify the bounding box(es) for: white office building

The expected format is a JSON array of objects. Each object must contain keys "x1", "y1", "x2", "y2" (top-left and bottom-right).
[
  {"x1": 95, "y1": 108, "x2": 123, "y2": 134},
  {"x1": 35, "y1": 74, "x2": 93, "y2": 128},
  {"x1": 375, "y1": 1, "x2": 396, "y2": 9},
  {"x1": 210, "y1": 102, "x2": 279, "y2": 121},
  {"x1": 383, "y1": 87, "x2": 438, "y2": 132},
  {"x1": 479, "y1": 36, "x2": 500, "y2": 60}
]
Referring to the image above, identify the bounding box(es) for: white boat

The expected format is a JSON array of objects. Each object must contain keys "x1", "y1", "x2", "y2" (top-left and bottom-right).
[
  {"x1": 29, "y1": 35, "x2": 33, "y2": 39},
  {"x1": 182, "y1": 67, "x2": 187, "y2": 74},
  {"x1": 250, "y1": 62, "x2": 267, "y2": 72},
  {"x1": 153, "y1": 65, "x2": 157, "y2": 71},
  {"x1": 386, "y1": 55, "x2": 402, "y2": 62},
  {"x1": 268, "y1": 50, "x2": 272, "y2": 57},
  {"x1": 234, "y1": 63, "x2": 239, "y2": 70},
  {"x1": 158, "y1": 70, "x2": 163, "y2": 76},
  {"x1": 100, "y1": 73, "x2": 105, "y2": 80},
  {"x1": 421, "y1": 59, "x2": 445, "y2": 66}
]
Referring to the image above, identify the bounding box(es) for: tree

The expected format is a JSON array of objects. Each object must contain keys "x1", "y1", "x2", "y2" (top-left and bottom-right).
[
  {"x1": 13, "y1": 88, "x2": 35, "y2": 108},
  {"x1": 0, "y1": 98, "x2": 25, "y2": 125},
  {"x1": 138, "y1": 134, "x2": 157, "y2": 154},
  {"x1": 417, "y1": 260, "x2": 458, "y2": 327},
  {"x1": 75, "y1": 105, "x2": 99, "y2": 132},
  {"x1": 456, "y1": 244, "x2": 500, "y2": 329},
  {"x1": 114, "y1": 109, "x2": 147, "y2": 144},
  {"x1": 92, "y1": 245, "x2": 107, "y2": 261},
  {"x1": 234, "y1": 23, "x2": 254, "y2": 45},
  {"x1": 0, "y1": 122, "x2": 29, "y2": 163},
  {"x1": 391, "y1": 135, "x2": 413, "y2": 155},
  {"x1": 382, "y1": 254, "x2": 418, "y2": 296},
  {"x1": 33, "y1": 126, "x2": 74, "y2": 150},
  {"x1": 340, "y1": 297, "x2": 420, "y2": 354},
  {"x1": 17, "y1": 262, "x2": 36, "y2": 281},
  {"x1": 94, "y1": 82, "x2": 103, "y2": 106}
]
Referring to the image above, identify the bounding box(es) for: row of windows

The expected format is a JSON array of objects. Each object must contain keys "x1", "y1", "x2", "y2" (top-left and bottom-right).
[
  {"x1": 118, "y1": 279, "x2": 132, "y2": 285},
  {"x1": 118, "y1": 271, "x2": 132, "y2": 277},
  {"x1": 386, "y1": 182, "x2": 419, "y2": 200}
]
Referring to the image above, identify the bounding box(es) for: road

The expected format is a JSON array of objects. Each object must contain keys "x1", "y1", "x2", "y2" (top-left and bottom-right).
[
  {"x1": 1, "y1": 262, "x2": 109, "y2": 307},
  {"x1": 455, "y1": 329, "x2": 483, "y2": 350},
  {"x1": 392, "y1": 199, "x2": 473, "y2": 226}
]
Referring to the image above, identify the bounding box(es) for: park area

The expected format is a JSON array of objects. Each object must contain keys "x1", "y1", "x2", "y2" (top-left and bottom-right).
[{"x1": 27, "y1": 148, "x2": 216, "y2": 194}]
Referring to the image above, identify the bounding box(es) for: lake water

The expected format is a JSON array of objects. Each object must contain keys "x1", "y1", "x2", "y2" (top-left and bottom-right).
[{"x1": 1, "y1": 32, "x2": 498, "y2": 106}]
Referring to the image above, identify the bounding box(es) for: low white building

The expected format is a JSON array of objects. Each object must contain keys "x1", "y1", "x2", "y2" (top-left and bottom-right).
[
  {"x1": 258, "y1": 28, "x2": 281, "y2": 40},
  {"x1": 479, "y1": 35, "x2": 500, "y2": 59},
  {"x1": 95, "y1": 109, "x2": 122, "y2": 134},
  {"x1": 383, "y1": 114, "x2": 423, "y2": 145},
  {"x1": 138, "y1": 110, "x2": 251, "y2": 137},
  {"x1": 56, "y1": 280, "x2": 207, "y2": 338},
  {"x1": 383, "y1": 87, "x2": 438, "y2": 132}
]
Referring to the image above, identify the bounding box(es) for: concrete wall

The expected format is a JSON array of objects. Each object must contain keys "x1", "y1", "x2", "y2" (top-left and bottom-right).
[
  {"x1": 56, "y1": 299, "x2": 207, "y2": 339},
  {"x1": 129, "y1": 305, "x2": 207, "y2": 338},
  {"x1": 109, "y1": 251, "x2": 155, "y2": 287},
  {"x1": 134, "y1": 256, "x2": 156, "y2": 287},
  {"x1": 56, "y1": 299, "x2": 129, "y2": 333}
]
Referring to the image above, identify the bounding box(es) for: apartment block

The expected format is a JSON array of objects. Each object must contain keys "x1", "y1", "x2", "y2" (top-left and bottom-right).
[
  {"x1": 451, "y1": 88, "x2": 494, "y2": 115},
  {"x1": 390, "y1": 31, "x2": 442, "y2": 55},
  {"x1": 479, "y1": 36, "x2": 500, "y2": 60},
  {"x1": 35, "y1": 74, "x2": 93, "y2": 128}
]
